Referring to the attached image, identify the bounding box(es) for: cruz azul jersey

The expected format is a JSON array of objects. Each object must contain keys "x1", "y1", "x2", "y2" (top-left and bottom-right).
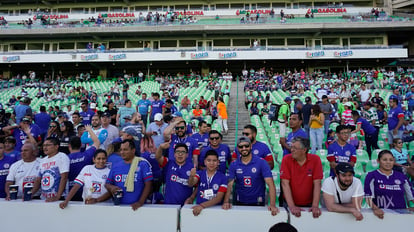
[
  {"x1": 106, "y1": 159, "x2": 153, "y2": 204},
  {"x1": 199, "y1": 144, "x2": 231, "y2": 174},
  {"x1": 74, "y1": 165, "x2": 110, "y2": 201},
  {"x1": 228, "y1": 155, "x2": 272, "y2": 204},
  {"x1": 6, "y1": 159, "x2": 40, "y2": 198},
  {"x1": 194, "y1": 170, "x2": 227, "y2": 204},
  {"x1": 38, "y1": 152, "x2": 70, "y2": 199},
  {"x1": 161, "y1": 159, "x2": 193, "y2": 205}
]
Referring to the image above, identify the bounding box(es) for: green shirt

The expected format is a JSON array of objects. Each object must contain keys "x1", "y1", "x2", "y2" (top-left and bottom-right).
[{"x1": 278, "y1": 104, "x2": 290, "y2": 121}]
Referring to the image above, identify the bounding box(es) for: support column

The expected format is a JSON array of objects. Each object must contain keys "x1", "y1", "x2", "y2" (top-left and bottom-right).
[
  {"x1": 99, "y1": 67, "x2": 108, "y2": 79},
  {"x1": 409, "y1": 36, "x2": 414, "y2": 57}
]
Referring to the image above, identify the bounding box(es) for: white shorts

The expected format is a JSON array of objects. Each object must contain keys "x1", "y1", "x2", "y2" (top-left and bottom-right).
[{"x1": 279, "y1": 121, "x2": 287, "y2": 137}]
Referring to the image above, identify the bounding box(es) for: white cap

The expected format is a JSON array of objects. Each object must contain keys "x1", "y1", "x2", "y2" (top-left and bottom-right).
[
  {"x1": 90, "y1": 103, "x2": 97, "y2": 109},
  {"x1": 344, "y1": 102, "x2": 352, "y2": 107},
  {"x1": 154, "y1": 113, "x2": 163, "y2": 121}
]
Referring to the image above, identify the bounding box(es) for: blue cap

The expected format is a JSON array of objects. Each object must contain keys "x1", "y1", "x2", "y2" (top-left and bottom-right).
[{"x1": 285, "y1": 97, "x2": 292, "y2": 102}]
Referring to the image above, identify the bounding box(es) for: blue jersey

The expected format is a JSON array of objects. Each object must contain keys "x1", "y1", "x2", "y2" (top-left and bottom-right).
[
  {"x1": 4, "y1": 150, "x2": 21, "y2": 160},
  {"x1": 150, "y1": 100, "x2": 164, "y2": 117},
  {"x1": 191, "y1": 132, "x2": 209, "y2": 149},
  {"x1": 199, "y1": 144, "x2": 231, "y2": 174},
  {"x1": 327, "y1": 141, "x2": 357, "y2": 176},
  {"x1": 141, "y1": 152, "x2": 162, "y2": 181},
  {"x1": 283, "y1": 129, "x2": 308, "y2": 155},
  {"x1": 80, "y1": 109, "x2": 95, "y2": 125},
  {"x1": 137, "y1": 99, "x2": 151, "y2": 115},
  {"x1": 356, "y1": 117, "x2": 376, "y2": 135},
  {"x1": 168, "y1": 135, "x2": 199, "y2": 163},
  {"x1": 388, "y1": 106, "x2": 404, "y2": 130},
  {"x1": 107, "y1": 153, "x2": 123, "y2": 169},
  {"x1": 162, "y1": 159, "x2": 193, "y2": 205},
  {"x1": 228, "y1": 155, "x2": 272, "y2": 204},
  {"x1": 13, "y1": 125, "x2": 41, "y2": 151},
  {"x1": 106, "y1": 159, "x2": 153, "y2": 204},
  {"x1": 68, "y1": 147, "x2": 95, "y2": 186},
  {"x1": 194, "y1": 170, "x2": 228, "y2": 204},
  {"x1": 0, "y1": 156, "x2": 17, "y2": 198}
]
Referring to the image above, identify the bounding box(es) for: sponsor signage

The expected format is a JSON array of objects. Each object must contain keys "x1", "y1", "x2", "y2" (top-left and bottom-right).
[
  {"x1": 306, "y1": 51, "x2": 325, "y2": 58},
  {"x1": 334, "y1": 50, "x2": 353, "y2": 57},
  {"x1": 307, "y1": 8, "x2": 347, "y2": 14},
  {"x1": 99, "y1": 13, "x2": 135, "y2": 18},
  {"x1": 176, "y1": 11, "x2": 204, "y2": 16},
  {"x1": 33, "y1": 14, "x2": 68, "y2": 20},
  {"x1": 109, "y1": 53, "x2": 126, "y2": 60},
  {"x1": 236, "y1": 9, "x2": 272, "y2": 15},
  {"x1": 2, "y1": 56, "x2": 20, "y2": 62},
  {"x1": 81, "y1": 54, "x2": 98, "y2": 61},
  {"x1": 219, "y1": 52, "x2": 237, "y2": 59},
  {"x1": 191, "y1": 52, "x2": 208, "y2": 59}
]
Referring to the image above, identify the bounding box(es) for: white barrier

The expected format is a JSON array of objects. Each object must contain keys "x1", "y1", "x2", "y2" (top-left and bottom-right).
[
  {"x1": 181, "y1": 205, "x2": 288, "y2": 232},
  {"x1": 290, "y1": 208, "x2": 413, "y2": 232},
  {"x1": 0, "y1": 200, "x2": 180, "y2": 232},
  {"x1": 1, "y1": 201, "x2": 413, "y2": 232}
]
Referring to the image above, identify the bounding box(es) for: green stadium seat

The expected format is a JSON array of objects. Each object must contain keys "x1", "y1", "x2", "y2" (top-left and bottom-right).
[{"x1": 356, "y1": 149, "x2": 369, "y2": 164}]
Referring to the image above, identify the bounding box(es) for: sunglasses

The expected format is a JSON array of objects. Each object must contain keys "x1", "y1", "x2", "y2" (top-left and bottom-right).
[
  {"x1": 175, "y1": 126, "x2": 185, "y2": 130},
  {"x1": 242, "y1": 132, "x2": 250, "y2": 136},
  {"x1": 209, "y1": 136, "x2": 220, "y2": 140},
  {"x1": 238, "y1": 144, "x2": 250, "y2": 149},
  {"x1": 49, "y1": 125, "x2": 57, "y2": 128}
]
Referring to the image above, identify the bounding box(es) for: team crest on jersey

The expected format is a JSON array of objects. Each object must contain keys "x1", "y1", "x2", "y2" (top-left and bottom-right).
[
  {"x1": 395, "y1": 179, "x2": 401, "y2": 185},
  {"x1": 42, "y1": 176, "x2": 51, "y2": 186},
  {"x1": 102, "y1": 175, "x2": 107, "y2": 179},
  {"x1": 186, "y1": 142, "x2": 191, "y2": 147},
  {"x1": 243, "y1": 177, "x2": 252, "y2": 186},
  {"x1": 213, "y1": 184, "x2": 219, "y2": 190},
  {"x1": 251, "y1": 167, "x2": 257, "y2": 173},
  {"x1": 171, "y1": 175, "x2": 177, "y2": 181},
  {"x1": 186, "y1": 171, "x2": 191, "y2": 176},
  {"x1": 115, "y1": 175, "x2": 122, "y2": 182},
  {"x1": 3, "y1": 163, "x2": 9, "y2": 169},
  {"x1": 345, "y1": 151, "x2": 351, "y2": 156},
  {"x1": 253, "y1": 150, "x2": 259, "y2": 155},
  {"x1": 221, "y1": 151, "x2": 226, "y2": 155},
  {"x1": 92, "y1": 183, "x2": 102, "y2": 193}
]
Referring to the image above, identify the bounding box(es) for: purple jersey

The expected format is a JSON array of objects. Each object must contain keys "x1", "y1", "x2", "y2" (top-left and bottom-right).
[
  {"x1": 195, "y1": 170, "x2": 227, "y2": 204},
  {"x1": 162, "y1": 160, "x2": 193, "y2": 205},
  {"x1": 191, "y1": 132, "x2": 209, "y2": 149},
  {"x1": 150, "y1": 100, "x2": 164, "y2": 117},
  {"x1": 106, "y1": 159, "x2": 153, "y2": 204},
  {"x1": 199, "y1": 144, "x2": 231, "y2": 174},
  {"x1": 364, "y1": 170, "x2": 414, "y2": 209},
  {"x1": 0, "y1": 156, "x2": 17, "y2": 198},
  {"x1": 228, "y1": 155, "x2": 272, "y2": 204},
  {"x1": 168, "y1": 135, "x2": 199, "y2": 163}
]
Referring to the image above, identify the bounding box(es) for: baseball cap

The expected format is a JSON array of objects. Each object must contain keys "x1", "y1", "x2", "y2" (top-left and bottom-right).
[
  {"x1": 102, "y1": 112, "x2": 111, "y2": 118},
  {"x1": 237, "y1": 136, "x2": 251, "y2": 146},
  {"x1": 123, "y1": 115, "x2": 132, "y2": 120},
  {"x1": 172, "y1": 112, "x2": 183, "y2": 118},
  {"x1": 154, "y1": 113, "x2": 163, "y2": 121},
  {"x1": 22, "y1": 117, "x2": 31, "y2": 122},
  {"x1": 335, "y1": 162, "x2": 355, "y2": 175},
  {"x1": 284, "y1": 97, "x2": 292, "y2": 102},
  {"x1": 123, "y1": 127, "x2": 140, "y2": 141},
  {"x1": 90, "y1": 103, "x2": 97, "y2": 109},
  {"x1": 305, "y1": 97, "x2": 311, "y2": 102}
]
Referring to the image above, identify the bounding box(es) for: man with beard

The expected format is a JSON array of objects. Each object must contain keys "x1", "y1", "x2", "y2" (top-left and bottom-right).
[
  {"x1": 81, "y1": 114, "x2": 108, "y2": 150},
  {"x1": 222, "y1": 137, "x2": 278, "y2": 216},
  {"x1": 322, "y1": 162, "x2": 364, "y2": 221}
]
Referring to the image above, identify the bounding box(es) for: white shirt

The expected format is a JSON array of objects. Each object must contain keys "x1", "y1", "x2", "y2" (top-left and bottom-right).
[
  {"x1": 359, "y1": 89, "x2": 371, "y2": 102},
  {"x1": 322, "y1": 176, "x2": 364, "y2": 204},
  {"x1": 74, "y1": 165, "x2": 110, "y2": 201},
  {"x1": 6, "y1": 159, "x2": 41, "y2": 198},
  {"x1": 38, "y1": 152, "x2": 70, "y2": 199},
  {"x1": 102, "y1": 124, "x2": 119, "y2": 150}
]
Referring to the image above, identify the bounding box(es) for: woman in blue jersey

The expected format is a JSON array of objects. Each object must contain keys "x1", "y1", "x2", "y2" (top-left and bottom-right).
[
  {"x1": 187, "y1": 150, "x2": 227, "y2": 216},
  {"x1": 364, "y1": 150, "x2": 414, "y2": 219},
  {"x1": 59, "y1": 149, "x2": 111, "y2": 209}
]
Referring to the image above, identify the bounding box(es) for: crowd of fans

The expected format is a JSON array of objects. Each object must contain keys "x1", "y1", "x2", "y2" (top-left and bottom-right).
[{"x1": 0, "y1": 65, "x2": 413, "y2": 220}]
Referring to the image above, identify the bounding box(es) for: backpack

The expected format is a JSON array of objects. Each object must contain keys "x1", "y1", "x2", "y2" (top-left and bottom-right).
[{"x1": 269, "y1": 103, "x2": 290, "y2": 122}]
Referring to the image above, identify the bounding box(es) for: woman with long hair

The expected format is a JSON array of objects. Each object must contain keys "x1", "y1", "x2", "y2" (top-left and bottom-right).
[
  {"x1": 59, "y1": 121, "x2": 75, "y2": 154},
  {"x1": 309, "y1": 104, "x2": 325, "y2": 154}
]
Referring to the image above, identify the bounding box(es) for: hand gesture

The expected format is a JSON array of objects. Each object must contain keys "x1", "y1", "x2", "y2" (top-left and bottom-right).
[
  {"x1": 85, "y1": 125, "x2": 93, "y2": 132},
  {"x1": 160, "y1": 141, "x2": 171, "y2": 149},
  {"x1": 190, "y1": 164, "x2": 197, "y2": 177}
]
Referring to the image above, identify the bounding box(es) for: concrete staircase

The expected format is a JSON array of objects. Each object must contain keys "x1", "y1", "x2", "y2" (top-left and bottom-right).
[{"x1": 221, "y1": 81, "x2": 250, "y2": 150}]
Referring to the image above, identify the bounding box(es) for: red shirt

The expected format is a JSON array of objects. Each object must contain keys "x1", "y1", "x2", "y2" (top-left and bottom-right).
[
  {"x1": 199, "y1": 99, "x2": 208, "y2": 109},
  {"x1": 280, "y1": 153, "x2": 323, "y2": 206}
]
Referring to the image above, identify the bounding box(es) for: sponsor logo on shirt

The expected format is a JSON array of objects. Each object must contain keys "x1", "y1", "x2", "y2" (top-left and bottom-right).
[{"x1": 170, "y1": 174, "x2": 189, "y2": 186}]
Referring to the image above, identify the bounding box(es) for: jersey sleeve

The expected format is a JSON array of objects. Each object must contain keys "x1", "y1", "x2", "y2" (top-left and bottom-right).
[
  {"x1": 321, "y1": 177, "x2": 335, "y2": 195},
  {"x1": 6, "y1": 162, "x2": 18, "y2": 182},
  {"x1": 98, "y1": 129, "x2": 108, "y2": 144},
  {"x1": 106, "y1": 168, "x2": 115, "y2": 185},
  {"x1": 74, "y1": 166, "x2": 88, "y2": 187},
  {"x1": 58, "y1": 154, "x2": 70, "y2": 174},
  {"x1": 260, "y1": 159, "x2": 273, "y2": 179},
  {"x1": 140, "y1": 160, "x2": 153, "y2": 182},
  {"x1": 327, "y1": 145, "x2": 335, "y2": 162},
  {"x1": 218, "y1": 174, "x2": 228, "y2": 193},
  {"x1": 228, "y1": 162, "x2": 236, "y2": 180},
  {"x1": 350, "y1": 146, "x2": 357, "y2": 163},
  {"x1": 364, "y1": 172, "x2": 375, "y2": 198}
]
